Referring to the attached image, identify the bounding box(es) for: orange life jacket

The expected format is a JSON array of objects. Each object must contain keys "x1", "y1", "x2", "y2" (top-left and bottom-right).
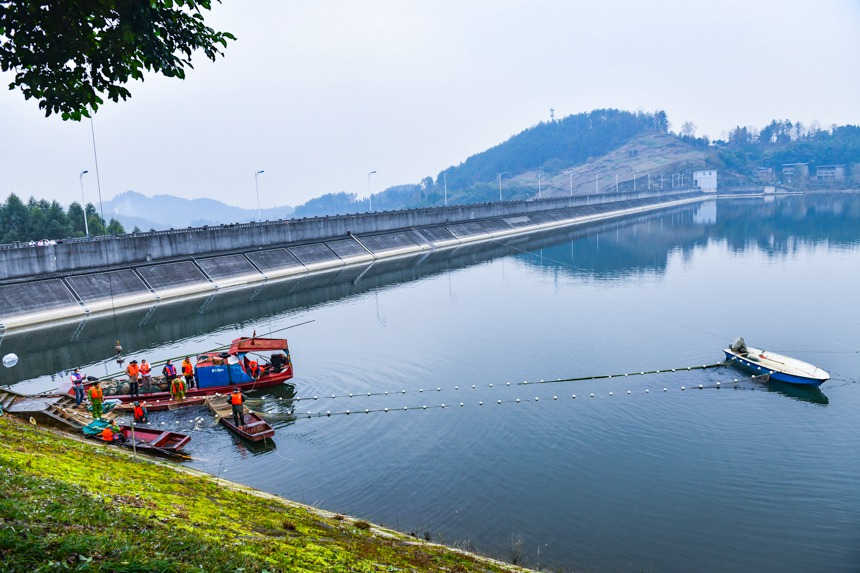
[
  {"x1": 126, "y1": 364, "x2": 139, "y2": 377},
  {"x1": 89, "y1": 386, "x2": 103, "y2": 400},
  {"x1": 171, "y1": 378, "x2": 185, "y2": 392},
  {"x1": 230, "y1": 391, "x2": 242, "y2": 406},
  {"x1": 133, "y1": 406, "x2": 144, "y2": 419},
  {"x1": 249, "y1": 361, "x2": 259, "y2": 374},
  {"x1": 140, "y1": 362, "x2": 151, "y2": 375},
  {"x1": 101, "y1": 427, "x2": 114, "y2": 441},
  {"x1": 182, "y1": 362, "x2": 193, "y2": 376}
]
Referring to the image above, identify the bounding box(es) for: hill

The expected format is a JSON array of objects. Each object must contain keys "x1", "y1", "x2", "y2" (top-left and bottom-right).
[
  {"x1": 294, "y1": 108, "x2": 681, "y2": 216},
  {"x1": 102, "y1": 191, "x2": 294, "y2": 231}
]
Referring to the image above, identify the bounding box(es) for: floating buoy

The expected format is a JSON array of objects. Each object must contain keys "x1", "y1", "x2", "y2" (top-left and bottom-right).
[
  {"x1": 663, "y1": 388, "x2": 668, "y2": 392},
  {"x1": 733, "y1": 379, "x2": 738, "y2": 383},
  {"x1": 402, "y1": 406, "x2": 407, "y2": 411},
  {"x1": 716, "y1": 382, "x2": 721, "y2": 387},
  {"x1": 459, "y1": 402, "x2": 464, "y2": 407},
  {"x1": 506, "y1": 382, "x2": 511, "y2": 386},
  {"x1": 326, "y1": 411, "x2": 331, "y2": 416},
  {"x1": 348, "y1": 393, "x2": 353, "y2": 397},
  {"x1": 553, "y1": 395, "x2": 558, "y2": 400},
  {"x1": 479, "y1": 401, "x2": 484, "y2": 406},
  {"x1": 419, "y1": 388, "x2": 424, "y2": 393},
  {"x1": 384, "y1": 408, "x2": 389, "y2": 412},
  {"x1": 401, "y1": 389, "x2": 406, "y2": 394},
  {"x1": 681, "y1": 386, "x2": 686, "y2": 391},
  {"x1": 436, "y1": 387, "x2": 441, "y2": 392},
  {"x1": 441, "y1": 403, "x2": 447, "y2": 408},
  {"x1": 626, "y1": 390, "x2": 632, "y2": 395},
  {"x1": 364, "y1": 409, "x2": 369, "y2": 413},
  {"x1": 345, "y1": 410, "x2": 350, "y2": 415},
  {"x1": 608, "y1": 391, "x2": 614, "y2": 396},
  {"x1": 497, "y1": 400, "x2": 501, "y2": 404},
  {"x1": 534, "y1": 397, "x2": 539, "y2": 401},
  {"x1": 645, "y1": 389, "x2": 650, "y2": 393},
  {"x1": 422, "y1": 405, "x2": 427, "y2": 409},
  {"x1": 2, "y1": 353, "x2": 18, "y2": 368},
  {"x1": 515, "y1": 398, "x2": 521, "y2": 403},
  {"x1": 330, "y1": 394, "x2": 335, "y2": 398},
  {"x1": 313, "y1": 396, "x2": 318, "y2": 400},
  {"x1": 589, "y1": 393, "x2": 595, "y2": 398},
  {"x1": 572, "y1": 394, "x2": 576, "y2": 399},
  {"x1": 454, "y1": 386, "x2": 459, "y2": 390},
  {"x1": 488, "y1": 383, "x2": 493, "y2": 388},
  {"x1": 472, "y1": 385, "x2": 476, "y2": 389},
  {"x1": 698, "y1": 384, "x2": 703, "y2": 389}
]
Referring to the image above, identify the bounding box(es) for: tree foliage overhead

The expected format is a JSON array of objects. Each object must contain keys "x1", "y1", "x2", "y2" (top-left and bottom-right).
[
  {"x1": 0, "y1": 193, "x2": 124, "y2": 243},
  {"x1": 0, "y1": 0, "x2": 234, "y2": 120}
]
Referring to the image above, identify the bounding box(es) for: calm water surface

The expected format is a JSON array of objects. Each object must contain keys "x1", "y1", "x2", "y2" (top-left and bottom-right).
[{"x1": 4, "y1": 194, "x2": 860, "y2": 572}]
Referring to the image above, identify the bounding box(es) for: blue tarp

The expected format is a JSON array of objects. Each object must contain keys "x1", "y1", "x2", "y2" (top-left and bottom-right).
[{"x1": 196, "y1": 362, "x2": 253, "y2": 388}]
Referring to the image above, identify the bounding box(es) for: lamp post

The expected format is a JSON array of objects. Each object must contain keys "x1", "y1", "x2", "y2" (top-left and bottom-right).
[
  {"x1": 443, "y1": 173, "x2": 448, "y2": 207},
  {"x1": 537, "y1": 173, "x2": 542, "y2": 199},
  {"x1": 367, "y1": 170, "x2": 377, "y2": 212},
  {"x1": 79, "y1": 170, "x2": 90, "y2": 237},
  {"x1": 497, "y1": 172, "x2": 508, "y2": 201},
  {"x1": 254, "y1": 170, "x2": 264, "y2": 220}
]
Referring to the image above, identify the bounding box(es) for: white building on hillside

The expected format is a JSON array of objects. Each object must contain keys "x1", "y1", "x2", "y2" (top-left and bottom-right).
[{"x1": 693, "y1": 169, "x2": 718, "y2": 193}]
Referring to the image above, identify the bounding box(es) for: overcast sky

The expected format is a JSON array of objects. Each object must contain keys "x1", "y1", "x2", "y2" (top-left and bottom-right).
[{"x1": 1, "y1": 0, "x2": 858, "y2": 209}]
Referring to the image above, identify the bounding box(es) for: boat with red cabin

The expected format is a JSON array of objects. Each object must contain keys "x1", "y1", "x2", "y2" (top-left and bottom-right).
[{"x1": 70, "y1": 336, "x2": 293, "y2": 405}]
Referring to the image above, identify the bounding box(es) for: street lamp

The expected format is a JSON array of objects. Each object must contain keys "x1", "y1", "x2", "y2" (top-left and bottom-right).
[
  {"x1": 367, "y1": 170, "x2": 377, "y2": 212},
  {"x1": 497, "y1": 172, "x2": 509, "y2": 201},
  {"x1": 254, "y1": 170, "x2": 264, "y2": 220},
  {"x1": 537, "y1": 173, "x2": 542, "y2": 199},
  {"x1": 565, "y1": 170, "x2": 574, "y2": 198},
  {"x1": 79, "y1": 170, "x2": 90, "y2": 236}
]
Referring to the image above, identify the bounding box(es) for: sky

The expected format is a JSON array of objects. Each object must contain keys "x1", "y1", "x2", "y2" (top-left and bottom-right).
[{"x1": 1, "y1": 0, "x2": 859, "y2": 209}]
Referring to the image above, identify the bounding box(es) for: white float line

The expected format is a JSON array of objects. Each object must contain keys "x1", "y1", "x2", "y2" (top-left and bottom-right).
[
  {"x1": 291, "y1": 377, "x2": 763, "y2": 420},
  {"x1": 290, "y1": 363, "x2": 728, "y2": 403}
]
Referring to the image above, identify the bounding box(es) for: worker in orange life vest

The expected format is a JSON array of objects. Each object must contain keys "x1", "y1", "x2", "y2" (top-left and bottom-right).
[
  {"x1": 88, "y1": 382, "x2": 104, "y2": 419},
  {"x1": 101, "y1": 422, "x2": 124, "y2": 443},
  {"x1": 226, "y1": 387, "x2": 245, "y2": 428},
  {"x1": 126, "y1": 360, "x2": 140, "y2": 399},
  {"x1": 132, "y1": 401, "x2": 148, "y2": 424},
  {"x1": 182, "y1": 357, "x2": 195, "y2": 390},
  {"x1": 139, "y1": 359, "x2": 152, "y2": 393}
]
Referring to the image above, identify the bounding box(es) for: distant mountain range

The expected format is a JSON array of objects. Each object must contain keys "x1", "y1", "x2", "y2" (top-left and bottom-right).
[{"x1": 102, "y1": 191, "x2": 294, "y2": 231}]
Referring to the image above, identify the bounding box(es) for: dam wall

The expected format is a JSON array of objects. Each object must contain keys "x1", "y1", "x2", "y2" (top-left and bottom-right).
[
  {"x1": 0, "y1": 191, "x2": 704, "y2": 331},
  {"x1": 0, "y1": 191, "x2": 677, "y2": 281}
]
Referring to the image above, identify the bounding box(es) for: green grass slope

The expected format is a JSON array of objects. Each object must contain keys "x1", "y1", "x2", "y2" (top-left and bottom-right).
[{"x1": 0, "y1": 416, "x2": 529, "y2": 572}]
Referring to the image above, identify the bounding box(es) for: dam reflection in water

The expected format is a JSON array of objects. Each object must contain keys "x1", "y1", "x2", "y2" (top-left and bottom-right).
[{"x1": 3, "y1": 194, "x2": 860, "y2": 572}]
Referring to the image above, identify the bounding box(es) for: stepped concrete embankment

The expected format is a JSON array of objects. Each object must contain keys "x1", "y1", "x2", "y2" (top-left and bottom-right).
[{"x1": 0, "y1": 191, "x2": 704, "y2": 331}]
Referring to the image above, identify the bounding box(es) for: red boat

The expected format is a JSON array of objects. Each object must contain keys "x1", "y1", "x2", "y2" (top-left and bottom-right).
[
  {"x1": 71, "y1": 337, "x2": 293, "y2": 404},
  {"x1": 83, "y1": 419, "x2": 190, "y2": 456},
  {"x1": 220, "y1": 412, "x2": 275, "y2": 442}
]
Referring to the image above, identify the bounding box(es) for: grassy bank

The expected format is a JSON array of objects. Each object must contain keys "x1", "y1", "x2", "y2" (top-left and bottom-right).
[{"x1": 0, "y1": 416, "x2": 528, "y2": 572}]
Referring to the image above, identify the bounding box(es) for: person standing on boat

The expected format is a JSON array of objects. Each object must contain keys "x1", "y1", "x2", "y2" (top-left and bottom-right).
[
  {"x1": 139, "y1": 359, "x2": 152, "y2": 393},
  {"x1": 182, "y1": 357, "x2": 195, "y2": 390},
  {"x1": 132, "y1": 401, "x2": 148, "y2": 424},
  {"x1": 170, "y1": 376, "x2": 186, "y2": 402},
  {"x1": 70, "y1": 368, "x2": 85, "y2": 406},
  {"x1": 126, "y1": 360, "x2": 140, "y2": 399},
  {"x1": 88, "y1": 381, "x2": 104, "y2": 419},
  {"x1": 162, "y1": 360, "x2": 177, "y2": 385},
  {"x1": 227, "y1": 387, "x2": 246, "y2": 428}
]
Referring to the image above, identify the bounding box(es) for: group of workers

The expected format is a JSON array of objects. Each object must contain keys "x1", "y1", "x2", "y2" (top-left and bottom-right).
[{"x1": 70, "y1": 353, "x2": 259, "y2": 437}]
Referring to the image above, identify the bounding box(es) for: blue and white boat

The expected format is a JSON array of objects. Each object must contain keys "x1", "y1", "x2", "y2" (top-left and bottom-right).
[{"x1": 724, "y1": 338, "x2": 829, "y2": 386}]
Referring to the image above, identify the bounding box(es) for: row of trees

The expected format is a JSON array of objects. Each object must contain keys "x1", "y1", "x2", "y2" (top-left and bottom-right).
[
  {"x1": 717, "y1": 122, "x2": 860, "y2": 176},
  {"x1": 0, "y1": 194, "x2": 125, "y2": 244}
]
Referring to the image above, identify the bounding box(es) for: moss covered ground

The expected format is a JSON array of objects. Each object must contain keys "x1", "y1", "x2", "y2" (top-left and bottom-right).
[{"x1": 0, "y1": 416, "x2": 529, "y2": 572}]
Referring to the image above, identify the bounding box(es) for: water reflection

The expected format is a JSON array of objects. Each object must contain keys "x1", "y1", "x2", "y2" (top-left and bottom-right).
[{"x1": 2, "y1": 193, "x2": 858, "y2": 389}]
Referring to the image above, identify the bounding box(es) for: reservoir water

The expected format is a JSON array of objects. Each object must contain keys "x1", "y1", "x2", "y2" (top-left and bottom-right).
[{"x1": 4, "y1": 194, "x2": 860, "y2": 572}]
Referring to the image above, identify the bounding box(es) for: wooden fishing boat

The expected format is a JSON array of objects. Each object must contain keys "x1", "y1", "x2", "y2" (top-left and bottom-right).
[
  {"x1": 724, "y1": 338, "x2": 830, "y2": 386},
  {"x1": 69, "y1": 336, "x2": 293, "y2": 405},
  {"x1": 204, "y1": 395, "x2": 274, "y2": 442},
  {"x1": 219, "y1": 411, "x2": 274, "y2": 442},
  {"x1": 83, "y1": 419, "x2": 191, "y2": 455}
]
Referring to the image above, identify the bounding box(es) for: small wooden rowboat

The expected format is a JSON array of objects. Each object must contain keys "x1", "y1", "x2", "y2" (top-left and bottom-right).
[
  {"x1": 219, "y1": 412, "x2": 275, "y2": 442},
  {"x1": 203, "y1": 395, "x2": 275, "y2": 442},
  {"x1": 83, "y1": 419, "x2": 191, "y2": 456}
]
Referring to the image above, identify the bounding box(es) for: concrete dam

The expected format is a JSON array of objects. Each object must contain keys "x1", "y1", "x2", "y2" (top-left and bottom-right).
[{"x1": 0, "y1": 191, "x2": 704, "y2": 331}]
